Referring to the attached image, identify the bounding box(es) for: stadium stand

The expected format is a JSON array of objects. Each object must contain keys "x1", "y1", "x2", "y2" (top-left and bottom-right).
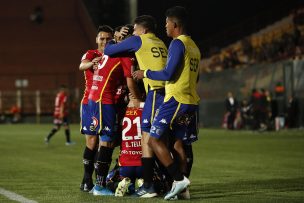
[
  {"x1": 201, "y1": 7, "x2": 304, "y2": 73},
  {"x1": 197, "y1": 5, "x2": 304, "y2": 128},
  {"x1": 0, "y1": 0, "x2": 96, "y2": 120}
]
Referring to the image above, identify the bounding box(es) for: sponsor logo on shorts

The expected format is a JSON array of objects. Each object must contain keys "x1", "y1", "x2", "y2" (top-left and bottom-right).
[
  {"x1": 159, "y1": 118, "x2": 167, "y2": 124},
  {"x1": 104, "y1": 126, "x2": 111, "y2": 131}
]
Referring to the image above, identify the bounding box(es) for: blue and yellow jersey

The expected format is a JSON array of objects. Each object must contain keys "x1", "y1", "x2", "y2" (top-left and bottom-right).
[
  {"x1": 104, "y1": 33, "x2": 167, "y2": 93},
  {"x1": 146, "y1": 35, "x2": 201, "y2": 105},
  {"x1": 136, "y1": 33, "x2": 167, "y2": 92},
  {"x1": 165, "y1": 35, "x2": 201, "y2": 104}
]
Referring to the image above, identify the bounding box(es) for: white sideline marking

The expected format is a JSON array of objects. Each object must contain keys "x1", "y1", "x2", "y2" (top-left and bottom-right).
[{"x1": 0, "y1": 187, "x2": 38, "y2": 203}]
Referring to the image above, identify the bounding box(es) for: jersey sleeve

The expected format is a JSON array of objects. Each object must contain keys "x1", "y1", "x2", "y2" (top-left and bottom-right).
[
  {"x1": 120, "y1": 57, "x2": 133, "y2": 78},
  {"x1": 104, "y1": 36, "x2": 142, "y2": 56},
  {"x1": 146, "y1": 39, "x2": 185, "y2": 81},
  {"x1": 81, "y1": 50, "x2": 95, "y2": 61}
]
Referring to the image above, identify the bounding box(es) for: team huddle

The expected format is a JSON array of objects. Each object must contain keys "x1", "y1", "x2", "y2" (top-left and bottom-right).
[{"x1": 79, "y1": 6, "x2": 201, "y2": 200}]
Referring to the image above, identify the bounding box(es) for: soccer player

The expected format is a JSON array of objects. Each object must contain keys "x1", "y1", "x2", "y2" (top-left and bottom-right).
[
  {"x1": 132, "y1": 6, "x2": 201, "y2": 200},
  {"x1": 83, "y1": 25, "x2": 141, "y2": 196},
  {"x1": 79, "y1": 25, "x2": 105, "y2": 192},
  {"x1": 45, "y1": 85, "x2": 74, "y2": 145},
  {"x1": 114, "y1": 98, "x2": 145, "y2": 197},
  {"x1": 104, "y1": 15, "x2": 168, "y2": 198}
]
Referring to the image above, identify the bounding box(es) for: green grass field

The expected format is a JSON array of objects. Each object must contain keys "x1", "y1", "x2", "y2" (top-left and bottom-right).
[{"x1": 0, "y1": 124, "x2": 303, "y2": 203}]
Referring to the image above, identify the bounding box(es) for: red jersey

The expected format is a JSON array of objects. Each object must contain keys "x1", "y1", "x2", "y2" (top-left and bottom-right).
[
  {"x1": 119, "y1": 106, "x2": 143, "y2": 166},
  {"x1": 81, "y1": 49, "x2": 103, "y2": 104},
  {"x1": 88, "y1": 54, "x2": 133, "y2": 104},
  {"x1": 54, "y1": 91, "x2": 67, "y2": 118}
]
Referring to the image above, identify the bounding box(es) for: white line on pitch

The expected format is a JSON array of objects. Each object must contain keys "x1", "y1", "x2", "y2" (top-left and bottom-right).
[{"x1": 0, "y1": 187, "x2": 38, "y2": 203}]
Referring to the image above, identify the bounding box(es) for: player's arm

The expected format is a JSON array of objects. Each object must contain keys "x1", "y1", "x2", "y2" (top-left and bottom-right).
[
  {"x1": 104, "y1": 36, "x2": 142, "y2": 56},
  {"x1": 126, "y1": 77, "x2": 142, "y2": 100},
  {"x1": 79, "y1": 57, "x2": 101, "y2": 71},
  {"x1": 133, "y1": 39, "x2": 184, "y2": 81},
  {"x1": 79, "y1": 59, "x2": 93, "y2": 71},
  {"x1": 121, "y1": 58, "x2": 142, "y2": 104}
]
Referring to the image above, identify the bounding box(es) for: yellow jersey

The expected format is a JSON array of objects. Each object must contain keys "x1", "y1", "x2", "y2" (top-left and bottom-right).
[
  {"x1": 164, "y1": 35, "x2": 201, "y2": 105},
  {"x1": 136, "y1": 33, "x2": 167, "y2": 92}
]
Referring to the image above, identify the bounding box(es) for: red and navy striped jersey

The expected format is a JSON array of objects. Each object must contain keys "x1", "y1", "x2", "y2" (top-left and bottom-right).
[
  {"x1": 80, "y1": 49, "x2": 103, "y2": 104},
  {"x1": 88, "y1": 55, "x2": 133, "y2": 104}
]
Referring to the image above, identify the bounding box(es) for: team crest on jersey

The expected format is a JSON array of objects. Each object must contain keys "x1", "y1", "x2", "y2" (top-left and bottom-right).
[{"x1": 90, "y1": 117, "x2": 99, "y2": 131}]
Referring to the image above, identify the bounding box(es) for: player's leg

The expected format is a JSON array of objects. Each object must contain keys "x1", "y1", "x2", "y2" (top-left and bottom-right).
[
  {"x1": 149, "y1": 98, "x2": 194, "y2": 200},
  {"x1": 172, "y1": 141, "x2": 194, "y2": 200},
  {"x1": 183, "y1": 144, "x2": 193, "y2": 178},
  {"x1": 176, "y1": 109, "x2": 198, "y2": 200},
  {"x1": 148, "y1": 136, "x2": 189, "y2": 200},
  {"x1": 81, "y1": 135, "x2": 97, "y2": 191},
  {"x1": 45, "y1": 118, "x2": 61, "y2": 143},
  {"x1": 139, "y1": 131, "x2": 156, "y2": 193},
  {"x1": 173, "y1": 139, "x2": 187, "y2": 175},
  {"x1": 183, "y1": 109, "x2": 198, "y2": 178},
  {"x1": 62, "y1": 117, "x2": 74, "y2": 145},
  {"x1": 176, "y1": 108, "x2": 198, "y2": 178},
  {"x1": 92, "y1": 103, "x2": 116, "y2": 196},
  {"x1": 80, "y1": 102, "x2": 98, "y2": 192},
  {"x1": 135, "y1": 89, "x2": 164, "y2": 197}
]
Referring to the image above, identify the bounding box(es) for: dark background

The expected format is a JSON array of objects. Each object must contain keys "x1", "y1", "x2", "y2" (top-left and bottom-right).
[{"x1": 84, "y1": 0, "x2": 301, "y2": 55}]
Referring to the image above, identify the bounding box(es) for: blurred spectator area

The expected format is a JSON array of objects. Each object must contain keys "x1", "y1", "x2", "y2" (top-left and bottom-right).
[
  {"x1": 198, "y1": 58, "x2": 304, "y2": 127},
  {"x1": 199, "y1": 6, "x2": 304, "y2": 73}
]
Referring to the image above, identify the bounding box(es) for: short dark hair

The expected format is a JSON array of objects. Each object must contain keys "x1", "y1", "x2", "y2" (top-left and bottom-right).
[
  {"x1": 97, "y1": 25, "x2": 114, "y2": 35},
  {"x1": 134, "y1": 15, "x2": 156, "y2": 33},
  {"x1": 114, "y1": 25, "x2": 123, "y2": 32},
  {"x1": 165, "y1": 6, "x2": 189, "y2": 30},
  {"x1": 122, "y1": 24, "x2": 134, "y2": 39}
]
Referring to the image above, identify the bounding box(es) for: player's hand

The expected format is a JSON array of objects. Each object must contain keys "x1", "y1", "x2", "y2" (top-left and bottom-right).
[
  {"x1": 132, "y1": 70, "x2": 144, "y2": 80},
  {"x1": 93, "y1": 64, "x2": 98, "y2": 70},
  {"x1": 92, "y1": 56, "x2": 102, "y2": 66},
  {"x1": 120, "y1": 26, "x2": 129, "y2": 38}
]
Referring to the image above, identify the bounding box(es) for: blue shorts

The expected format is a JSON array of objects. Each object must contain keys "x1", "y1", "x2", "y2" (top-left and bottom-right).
[
  {"x1": 181, "y1": 108, "x2": 199, "y2": 145},
  {"x1": 119, "y1": 166, "x2": 143, "y2": 182},
  {"x1": 85, "y1": 100, "x2": 117, "y2": 142},
  {"x1": 80, "y1": 103, "x2": 91, "y2": 134},
  {"x1": 141, "y1": 88, "x2": 165, "y2": 132},
  {"x1": 150, "y1": 97, "x2": 198, "y2": 140}
]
